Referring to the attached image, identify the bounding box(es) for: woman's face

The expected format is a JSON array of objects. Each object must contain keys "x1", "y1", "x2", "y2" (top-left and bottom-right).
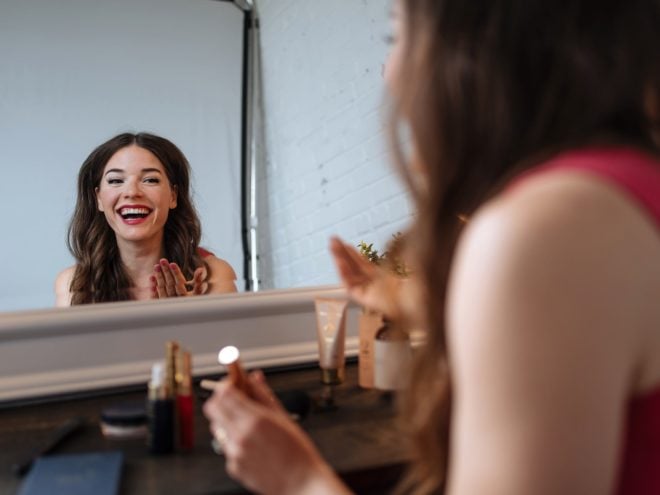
[{"x1": 95, "y1": 145, "x2": 177, "y2": 247}]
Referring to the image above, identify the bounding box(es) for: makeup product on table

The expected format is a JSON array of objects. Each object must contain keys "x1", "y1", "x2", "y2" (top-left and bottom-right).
[
  {"x1": 314, "y1": 298, "x2": 349, "y2": 386},
  {"x1": 373, "y1": 318, "x2": 412, "y2": 392},
  {"x1": 165, "y1": 341, "x2": 179, "y2": 402},
  {"x1": 176, "y1": 350, "x2": 194, "y2": 452},
  {"x1": 217, "y1": 345, "x2": 249, "y2": 393},
  {"x1": 358, "y1": 309, "x2": 382, "y2": 389},
  {"x1": 205, "y1": 345, "x2": 248, "y2": 455},
  {"x1": 146, "y1": 362, "x2": 174, "y2": 454},
  {"x1": 100, "y1": 402, "x2": 147, "y2": 439}
]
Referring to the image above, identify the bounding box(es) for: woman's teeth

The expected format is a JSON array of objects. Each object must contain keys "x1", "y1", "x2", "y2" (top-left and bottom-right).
[{"x1": 119, "y1": 207, "x2": 151, "y2": 219}]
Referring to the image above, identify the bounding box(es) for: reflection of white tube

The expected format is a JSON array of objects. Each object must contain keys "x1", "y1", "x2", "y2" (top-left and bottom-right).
[{"x1": 314, "y1": 298, "x2": 349, "y2": 385}]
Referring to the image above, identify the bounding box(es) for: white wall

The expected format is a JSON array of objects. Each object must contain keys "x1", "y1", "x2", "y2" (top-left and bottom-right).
[
  {"x1": 255, "y1": 0, "x2": 413, "y2": 289},
  {"x1": 0, "y1": 0, "x2": 245, "y2": 311}
]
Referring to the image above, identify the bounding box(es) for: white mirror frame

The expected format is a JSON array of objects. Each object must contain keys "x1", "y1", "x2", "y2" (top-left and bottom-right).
[{"x1": 0, "y1": 285, "x2": 358, "y2": 403}]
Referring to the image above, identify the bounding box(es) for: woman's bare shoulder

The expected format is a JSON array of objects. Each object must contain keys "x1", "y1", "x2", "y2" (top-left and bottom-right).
[
  {"x1": 444, "y1": 170, "x2": 660, "y2": 494},
  {"x1": 204, "y1": 255, "x2": 238, "y2": 293},
  {"x1": 54, "y1": 265, "x2": 76, "y2": 307}
]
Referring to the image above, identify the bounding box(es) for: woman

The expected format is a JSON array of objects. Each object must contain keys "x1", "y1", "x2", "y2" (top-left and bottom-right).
[
  {"x1": 204, "y1": 1, "x2": 660, "y2": 493},
  {"x1": 55, "y1": 132, "x2": 236, "y2": 306}
]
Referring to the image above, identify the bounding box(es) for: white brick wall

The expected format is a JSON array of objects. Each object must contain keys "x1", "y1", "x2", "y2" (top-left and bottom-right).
[{"x1": 255, "y1": 0, "x2": 412, "y2": 289}]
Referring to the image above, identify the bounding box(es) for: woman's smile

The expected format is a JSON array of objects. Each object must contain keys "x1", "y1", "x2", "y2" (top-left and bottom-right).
[{"x1": 95, "y1": 145, "x2": 177, "y2": 244}]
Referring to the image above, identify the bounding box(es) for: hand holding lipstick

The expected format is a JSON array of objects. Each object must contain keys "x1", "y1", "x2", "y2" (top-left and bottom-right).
[
  {"x1": 202, "y1": 368, "x2": 350, "y2": 495},
  {"x1": 150, "y1": 258, "x2": 208, "y2": 298}
]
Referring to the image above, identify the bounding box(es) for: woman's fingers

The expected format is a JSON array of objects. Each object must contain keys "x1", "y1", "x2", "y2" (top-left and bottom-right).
[
  {"x1": 158, "y1": 259, "x2": 178, "y2": 296},
  {"x1": 247, "y1": 370, "x2": 286, "y2": 412},
  {"x1": 330, "y1": 236, "x2": 402, "y2": 318},
  {"x1": 329, "y1": 237, "x2": 375, "y2": 286},
  {"x1": 204, "y1": 381, "x2": 261, "y2": 427},
  {"x1": 190, "y1": 266, "x2": 208, "y2": 295},
  {"x1": 151, "y1": 260, "x2": 209, "y2": 298},
  {"x1": 167, "y1": 262, "x2": 189, "y2": 296},
  {"x1": 153, "y1": 264, "x2": 168, "y2": 298}
]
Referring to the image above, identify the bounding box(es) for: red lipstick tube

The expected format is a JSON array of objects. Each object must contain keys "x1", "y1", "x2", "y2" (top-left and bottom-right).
[{"x1": 176, "y1": 350, "x2": 194, "y2": 452}]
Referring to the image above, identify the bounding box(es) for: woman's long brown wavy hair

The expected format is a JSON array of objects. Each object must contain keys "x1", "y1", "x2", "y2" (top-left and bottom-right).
[
  {"x1": 67, "y1": 132, "x2": 205, "y2": 304},
  {"x1": 391, "y1": 0, "x2": 660, "y2": 493}
]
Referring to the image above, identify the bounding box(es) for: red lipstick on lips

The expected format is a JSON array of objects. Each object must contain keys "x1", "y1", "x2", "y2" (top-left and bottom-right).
[{"x1": 117, "y1": 204, "x2": 153, "y2": 225}]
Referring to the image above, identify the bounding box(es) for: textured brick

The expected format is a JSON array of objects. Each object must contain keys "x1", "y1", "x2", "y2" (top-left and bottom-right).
[{"x1": 256, "y1": 0, "x2": 412, "y2": 289}]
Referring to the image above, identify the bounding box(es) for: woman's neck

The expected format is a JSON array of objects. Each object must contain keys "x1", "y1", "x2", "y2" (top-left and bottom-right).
[{"x1": 116, "y1": 235, "x2": 165, "y2": 297}]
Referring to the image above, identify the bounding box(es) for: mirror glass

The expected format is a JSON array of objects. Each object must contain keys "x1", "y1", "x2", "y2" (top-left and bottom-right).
[
  {"x1": 0, "y1": 0, "x2": 245, "y2": 312},
  {"x1": 0, "y1": 0, "x2": 409, "y2": 314},
  {"x1": 254, "y1": 0, "x2": 411, "y2": 290}
]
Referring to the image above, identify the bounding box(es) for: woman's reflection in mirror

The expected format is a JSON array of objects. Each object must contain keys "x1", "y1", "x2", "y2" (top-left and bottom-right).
[{"x1": 55, "y1": 132, "x2": 237, "y2": 306}]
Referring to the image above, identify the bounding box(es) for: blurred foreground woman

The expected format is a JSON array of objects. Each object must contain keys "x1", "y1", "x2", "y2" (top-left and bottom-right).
[{"x1": 205, "y1": 1, "x2": 660, "y2": 493}]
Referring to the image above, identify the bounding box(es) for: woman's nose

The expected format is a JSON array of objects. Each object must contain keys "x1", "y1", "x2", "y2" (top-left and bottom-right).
[{"x1": 123, "y1": 179, "x2": 142, "y2": 197}]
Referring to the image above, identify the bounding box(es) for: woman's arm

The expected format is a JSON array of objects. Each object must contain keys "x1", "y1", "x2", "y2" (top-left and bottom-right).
[
  {"x1": 445, "y1": 172, "x2": 647, "y2": 494},
  {"x1": 205, "y1": 255, "x2": 238, "y2": 294},
  {"x1": 54, "y1": 266, "x2": 74, "y2": 307}
]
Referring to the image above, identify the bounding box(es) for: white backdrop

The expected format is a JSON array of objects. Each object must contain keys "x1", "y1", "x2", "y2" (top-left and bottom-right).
[{"x1": 0, "y1": 0, "x2": 245, "y2": 311}]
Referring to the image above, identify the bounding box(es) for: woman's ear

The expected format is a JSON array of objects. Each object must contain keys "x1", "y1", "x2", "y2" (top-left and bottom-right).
[
  {"x1": 95, "y1": 187, "x2": 104, "y2": 212},
  {"x1": 170, "y1": 185, "x2": 178, "y2": 209}
]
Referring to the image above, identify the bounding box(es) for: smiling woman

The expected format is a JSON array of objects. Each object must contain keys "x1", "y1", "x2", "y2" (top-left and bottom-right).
[
  {"x1": 54, "y1": 133, "x2": 237, "y2": 306},
  {"x1": 0, "y1": 0, "x2": 246, "y2": 312}
]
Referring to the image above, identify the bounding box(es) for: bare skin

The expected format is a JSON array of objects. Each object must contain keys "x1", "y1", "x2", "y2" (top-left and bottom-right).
[
  {"x1": 55, "y1": 253, "x2": 236, "y2": 307},
  {"x1": 150, "y1": 256, "x2": 237, "y2": 299},
  {"x1": 204, "y1": 164, "x2": 660, "y2": 494},
  {"x1": 328, "y1": 236, "x2": 404, "y2": 319},
  {"x1": 203, "y1": 371, "x2": 350, "y2": 495},
  {"x1": 445, "y1": 169, "x2": 660, "y2": 494},
  {"x1": 54, "y1": 145, "x2": 237, "y2": 306}
]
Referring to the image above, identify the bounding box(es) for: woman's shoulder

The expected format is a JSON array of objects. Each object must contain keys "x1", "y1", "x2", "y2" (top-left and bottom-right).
[
  {"x1": 484, "y1": 154, "x2": 660, "y2": 255},
  {"x1": 54, "y1": 265, "x2": 76, "y2": 307},
  {"x1": 464, "y1": 164, "x2": 660, "y2": 298},
  {"x1": 451, "y1": 163, "x2": 660, "y2": 388},
  {"x1": 202, "y1": 253, "x2": 238, "y2": 293}
]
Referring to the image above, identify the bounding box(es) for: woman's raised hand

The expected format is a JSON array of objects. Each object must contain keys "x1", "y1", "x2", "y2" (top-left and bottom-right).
[
  {"x1": 329, "y1": 236, "x2": 403, "y2": 319},
  {"x1": 150, "y1": 258, "x2": 208, "y2": 298},
  {"x1": 203, "y1": 371, "x2": 349, "y2": 495}
]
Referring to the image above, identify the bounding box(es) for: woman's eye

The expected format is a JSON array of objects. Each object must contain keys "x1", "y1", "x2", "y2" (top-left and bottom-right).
[
  {"x1": 107, "y1": 178, "x2": 123, "y2": 185},
  {"x1": 143, "y1": 177, "x2": 160, "y2": 184}
]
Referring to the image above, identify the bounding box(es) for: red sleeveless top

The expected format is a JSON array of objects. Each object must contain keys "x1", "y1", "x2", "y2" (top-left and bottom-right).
[{"x1": 531, "y1": 147, "x2": 660, "y2": 494}]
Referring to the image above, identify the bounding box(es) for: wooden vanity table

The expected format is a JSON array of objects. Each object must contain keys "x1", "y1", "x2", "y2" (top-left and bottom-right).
[{"x1": 0, "y1": 364, "x2": 407, "y2": 495}]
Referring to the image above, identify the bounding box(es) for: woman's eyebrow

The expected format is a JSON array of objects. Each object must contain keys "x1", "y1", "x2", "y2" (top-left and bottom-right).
[{"x1": 103, "y1": 167, "x2": 163, "y2": 176}]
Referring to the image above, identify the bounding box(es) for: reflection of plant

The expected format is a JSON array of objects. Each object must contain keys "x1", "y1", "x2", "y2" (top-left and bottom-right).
[
  {"x1": 357, "y1": 241, "x2": 382, "y2": 265},
  {"x1": 358, "y1": 233, "x2": 409, "y2": 277}
]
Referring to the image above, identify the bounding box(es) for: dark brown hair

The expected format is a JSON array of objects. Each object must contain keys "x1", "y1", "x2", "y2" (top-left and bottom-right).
[
  {"x1": 391, "y1": 0, "x2": 660, "y2": 492},
  {"x1": 67, "y1": 132, "x2": 205, "y2": 304}
]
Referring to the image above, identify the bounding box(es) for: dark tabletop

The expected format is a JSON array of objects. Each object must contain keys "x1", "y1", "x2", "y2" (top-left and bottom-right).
[{"x1": 0, "y1": 364, "x2": 408, "y2": 495}]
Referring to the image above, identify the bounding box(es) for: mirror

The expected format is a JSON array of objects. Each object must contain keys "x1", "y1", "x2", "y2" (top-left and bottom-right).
[
  {"x1": 0, "y1": 0, "x2": 246, "y2": 312},
  {"x1": 0, "y1": 1, "x2": 412, "y2": 402},
  {"x1": 0, "y1": 0, "x2": 409, "y2": 313}
]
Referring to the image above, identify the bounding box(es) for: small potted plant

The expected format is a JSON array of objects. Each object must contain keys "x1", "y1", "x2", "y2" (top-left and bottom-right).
[{"x1": 356, "y1": 234, "x2": 410, "y2": 389}]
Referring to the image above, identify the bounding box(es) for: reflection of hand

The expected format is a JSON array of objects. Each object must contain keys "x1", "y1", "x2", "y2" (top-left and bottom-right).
[
  {"x1": 329, "y1": 236, "x2": 402, "y2": 319},
  {"x1": 203, "y1": 371, "x2": 348, "y2": 495},
  {"x1": 150, "y1": 258, "x2": 208, "y2": 298}
]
